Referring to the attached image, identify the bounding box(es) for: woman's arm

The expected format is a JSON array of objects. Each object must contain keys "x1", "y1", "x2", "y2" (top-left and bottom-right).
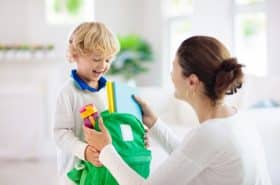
[
  {"x1": 100, "y1": 143, "x2": 203, "y2": 185},
  {"x1": 149, "y1": 119, "x2": 181, "y2": 154},
  {"x1": 133, "y1": 96, "x2": 180, "y2": 153},
  {"x1": 84, "y1": 118, "x2": 215, "y2": 185}
]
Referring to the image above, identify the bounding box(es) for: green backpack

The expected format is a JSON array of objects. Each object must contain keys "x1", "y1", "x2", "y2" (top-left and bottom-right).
[{"x1": 67, "y1": 111, "x2": 152, "y2": 185}]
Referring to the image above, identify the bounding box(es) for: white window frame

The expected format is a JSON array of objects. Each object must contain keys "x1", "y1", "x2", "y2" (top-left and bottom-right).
[
  {"x1": 162, "y1": 0, "x2": 193, "y2": 88},
  {"x1": 233, "y1": 0, "x2": 267, "y2": 76}
]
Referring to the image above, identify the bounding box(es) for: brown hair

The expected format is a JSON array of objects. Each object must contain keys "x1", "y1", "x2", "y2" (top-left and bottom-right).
[{"x1": 177, "y1": 36, "x2": 244, "y2": 102}]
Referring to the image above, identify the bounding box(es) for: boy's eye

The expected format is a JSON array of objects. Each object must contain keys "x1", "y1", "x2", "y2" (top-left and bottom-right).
[{"x1": 92, "y1": 59, "x2": 111, "y2": 63}]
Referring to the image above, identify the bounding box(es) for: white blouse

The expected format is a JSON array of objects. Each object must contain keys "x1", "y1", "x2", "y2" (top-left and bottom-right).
[{"x1": 100, "y1": 114, "x2": 272, "y2": 185}]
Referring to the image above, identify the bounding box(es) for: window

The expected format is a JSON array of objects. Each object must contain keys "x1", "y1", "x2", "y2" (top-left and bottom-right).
[
  {"x1": 161, "y1": 0, "x2": 193, "y2": 87},
  {"x1": 234, "y1": 0, "x2": 267, "y2": 76},
  {"x1": 46, "y1": 0, "x2": 94, "y2": 24},
  {"x1": 164, "y1": 0, "x2": 193, "y2": 64}
]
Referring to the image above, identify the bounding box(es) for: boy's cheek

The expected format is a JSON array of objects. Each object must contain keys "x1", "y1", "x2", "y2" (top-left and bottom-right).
[{"x1": 105, "y1": 65, "x2": 111, "y2": 72}]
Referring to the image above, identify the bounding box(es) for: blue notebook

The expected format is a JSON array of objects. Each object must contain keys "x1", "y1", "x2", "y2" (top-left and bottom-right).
[{"x1": 107, "y1": 81, "x2": 142, "y2": 122}]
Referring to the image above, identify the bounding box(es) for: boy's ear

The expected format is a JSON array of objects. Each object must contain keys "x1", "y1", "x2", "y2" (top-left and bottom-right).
[
  {"x1": 72, "y1": 53, "x2": 79, "y2": 62},
  {"x1": 72, "y1": 53, "x2": 78, "y2": 60}
]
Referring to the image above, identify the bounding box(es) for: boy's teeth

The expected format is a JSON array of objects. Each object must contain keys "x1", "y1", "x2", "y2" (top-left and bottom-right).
[{"x1": 93, "y1": 70, "x2": 103, "y2": 74}]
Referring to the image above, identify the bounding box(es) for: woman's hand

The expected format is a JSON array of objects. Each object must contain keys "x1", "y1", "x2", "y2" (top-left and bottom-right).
[
  {"x1": 83, "y1": 118, "x2": 112, "y2": 151},
  {"x1": 133, "y1": 95, "x2": 157, "y2": 129},
  {"x1": 144, "y1": 128, "x2": 150, "y2": 148},
  {"x1": 84, "y1": 145, "x2": 103, "y2": 167}
]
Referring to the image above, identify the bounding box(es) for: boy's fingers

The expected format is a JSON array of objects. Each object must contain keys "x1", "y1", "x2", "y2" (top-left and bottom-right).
[
  {"x1": 83, "y1": 129, "x2": 91, "y2": 141},
  {"x1": 83, "y1": 125, "x2": 96, "y2": 136},
  {"x1": 98, "y1": 118, "x2": 107, "y2": 133},
  {"x1": 88, "y1": 151, "x2": 100, "y2": 158},
  {"x1": 83, "y1": 125, "x2": 102, "y2": 136},
  {"x1": 88, "y1": 146, "x2": 99, "y2": 152},
  {"x1": 88, "y1": 148, "x2": 100, "y2": 157},
  {"x1": 92, "y1": 152, "x2": 100, "y2": 158},
  {"x1": 93, "y1": 161, "x2": 103, "y2": 167},
  {"x1": 83, "y1": 125, "x2": 91, "y2": 134},
  {"x1": 90, "y1": 158, "x2": 103, "y2": 166}
]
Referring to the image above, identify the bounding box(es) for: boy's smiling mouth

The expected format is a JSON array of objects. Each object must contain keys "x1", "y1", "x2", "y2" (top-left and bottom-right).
[{"x1": 92, "y1": 70, "x2": 105, "y2": 76}]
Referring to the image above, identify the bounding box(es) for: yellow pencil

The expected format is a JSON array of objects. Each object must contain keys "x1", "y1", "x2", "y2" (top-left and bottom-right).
[{"x1": 106, "y1": 81, "x2": 115, "y2": 113}]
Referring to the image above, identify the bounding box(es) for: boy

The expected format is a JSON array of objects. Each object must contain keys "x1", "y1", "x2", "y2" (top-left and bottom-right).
[{"x1": 53, "y1": 22, "x2": 120, "y2": 185}]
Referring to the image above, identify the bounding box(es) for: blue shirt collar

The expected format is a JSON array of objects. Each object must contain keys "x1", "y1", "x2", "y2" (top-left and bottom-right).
[{"x1": 71, "y1": 69, "x2": 107, "y2": 92}]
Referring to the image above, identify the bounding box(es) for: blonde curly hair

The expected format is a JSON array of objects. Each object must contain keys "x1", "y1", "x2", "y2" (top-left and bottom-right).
[{"x1": 67, "y1": 22, "x2": 120, "y2": 62}]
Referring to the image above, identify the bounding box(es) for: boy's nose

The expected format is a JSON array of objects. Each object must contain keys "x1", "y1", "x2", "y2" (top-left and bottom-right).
[{"x1": 97, "y1": 60, "x2": 107, "y2": 69}]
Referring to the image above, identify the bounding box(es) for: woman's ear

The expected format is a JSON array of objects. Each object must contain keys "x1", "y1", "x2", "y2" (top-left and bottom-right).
[{"x1": 188, "y1": 74, "x2": 200, "y2": 89}]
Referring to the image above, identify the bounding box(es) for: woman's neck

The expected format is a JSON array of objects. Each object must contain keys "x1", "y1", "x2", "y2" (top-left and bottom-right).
[{"x1": 189, "y1": 97, "x2": 235, "y2": 124}]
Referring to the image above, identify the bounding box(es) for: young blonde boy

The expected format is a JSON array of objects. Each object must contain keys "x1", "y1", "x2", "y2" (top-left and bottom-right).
[{"x1": 53, "y1": 22, "x2": 120, "y2": 185}]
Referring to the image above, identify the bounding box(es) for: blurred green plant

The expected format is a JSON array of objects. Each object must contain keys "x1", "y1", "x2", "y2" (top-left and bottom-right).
[
  {"x1": 108, "y1": 35, "x2": 154, "y2": 80},
  {"x1": 66, "y1": 0, "x2": 83, "y2": 15},
  {"x1": 0, "y1": 44, "x2": 54, "y2": 51},
  {"x1": 0, "y1": 44, "x2": 4, "y2": 51},
  {"x1": 242, "y1": 14, "x2": 265, "y2": 37},
  {"x1": 53, "y1": 0, "x2": 83, "y2": 15}
]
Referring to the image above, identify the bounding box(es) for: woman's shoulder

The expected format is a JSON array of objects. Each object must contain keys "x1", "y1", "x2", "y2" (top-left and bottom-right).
[
  {"x1": 182, "y1": 115, "x2": 239, "y2": 149},
  {"x1": 178, "y1": 116, "x2": 240, "y2": 165},
  {"x1": 200, "y1": 114, "x2": 235, "y2": 130}
]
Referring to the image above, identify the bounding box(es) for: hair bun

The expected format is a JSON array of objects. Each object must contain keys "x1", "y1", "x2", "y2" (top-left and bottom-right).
[
  {"x1": 214, "y1": 58, "x2": 244, "y2": 98},
  {"x1": 220, "y1": 58, "x2": 242, "y2": 72}
]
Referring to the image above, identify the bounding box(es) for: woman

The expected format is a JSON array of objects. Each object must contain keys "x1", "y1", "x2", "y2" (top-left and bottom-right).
[{"x1": 83, "y1": 36, "x2": 271, "y2": 185}]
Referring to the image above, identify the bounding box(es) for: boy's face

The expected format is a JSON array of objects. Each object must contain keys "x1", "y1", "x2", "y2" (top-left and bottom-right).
[{"x1": 74, "y1": 53, "x2": 114, "y2": 86}]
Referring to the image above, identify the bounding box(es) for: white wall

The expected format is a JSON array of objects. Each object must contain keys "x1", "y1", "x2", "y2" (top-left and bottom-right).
[
  {"x1": 192, "y1": 0, "x2": 234, "y2": 49},
  {"x1": 95, "y1": 0, "x2": 165, "y2": 86},
  {"x1": 26, "y1": 0, "x2": 74, "y2": 58},
  {"x1": 137, "y1": 0, "x2": 164, "y2": 86},
  {"x1": 94, "y1": 0, "x2": 163, "y2": 86},
  {"x1": 0, "y1": 0, "x2": 29, "y2": 43},
  {"x1": 0, "y1": 0, "x2": 280, "y2": 85},
  {"x1": 95, "y1": 0, "x2": 144, "y2": 34},
  {"x1": 0, "y1": 0, "x2": 75, "y2": 58},
  {"x1": 160, "y1": 0, "x2": 235, "y2": 88},
  {"x1": 267, "y1": 0, "x2": 280, "y2": 76}
]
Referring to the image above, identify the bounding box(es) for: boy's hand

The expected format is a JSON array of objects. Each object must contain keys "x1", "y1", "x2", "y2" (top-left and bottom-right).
[
  {"x1": 133, "y1": 95, "x2": 157, "y2": 129},
  {"x1": 85, "y1": 145, "x2": 103, "y2": 167},
  {"x1": 83, "y1": 118, "x2": 112, "y2": 151}
]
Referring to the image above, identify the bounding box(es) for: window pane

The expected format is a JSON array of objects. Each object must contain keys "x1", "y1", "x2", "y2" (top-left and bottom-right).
[
  {"x1": 46, "y1": 0, "x2": 94, "y2": 24},
  {"x1": 169, "y1": 19, "x2": 192, "y2": 61},
  {"x1": 166, "y1": 0, "x2": 193, "y2": 16},
  {"x1": 235, "y1": 12, "x2": 266, "y2": 76},
  {"x1": 236, "y1": 0, "x2": 265, "y2": 5}
]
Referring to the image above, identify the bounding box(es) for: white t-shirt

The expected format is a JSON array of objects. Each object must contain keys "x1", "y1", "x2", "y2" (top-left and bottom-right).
[
  {"x1": 100, "y1": 114, "x2": 272, "y2": 185},
  {"x1": 53, "y1": 79, "x2": 108, "y2": 184}
]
